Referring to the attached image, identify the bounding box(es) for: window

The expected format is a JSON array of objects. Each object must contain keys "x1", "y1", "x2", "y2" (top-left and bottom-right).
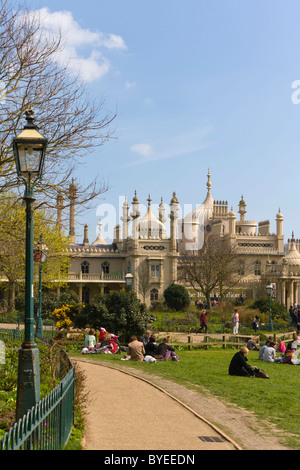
[
  {"x1": 271, "y1": 261, "x2": 277, "y2": 274},
  {"x1": 150, "y1": 288, "x2": 158, "y2": 301},
  {"x1": 81, "y1": 261, "x2": 89, "y2": 274},
  {"x1": 102, "y1": 262, "x2": 110, "y2": 274},
  {"x1": 237, "y1": 261, "x2": 245, "y2": 276},
  {"x1": 254, "y1": 261, "x2": 261, "y2": 276},
  {"x1": 82, "y1": 286, "x2": 90, "y2": 304},
  {"x1": 151, "y1": 264, "x2": 160, "y2": 278}
]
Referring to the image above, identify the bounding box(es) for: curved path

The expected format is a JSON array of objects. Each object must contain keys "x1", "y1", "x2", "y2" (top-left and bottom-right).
[{"x1": 75, "y1": 359, "x2": 241, "y2": 451}]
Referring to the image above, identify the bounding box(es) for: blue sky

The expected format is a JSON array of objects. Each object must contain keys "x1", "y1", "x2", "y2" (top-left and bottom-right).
[{"x1": 27, "y1": 0, "x2": 300, "y2": 243}]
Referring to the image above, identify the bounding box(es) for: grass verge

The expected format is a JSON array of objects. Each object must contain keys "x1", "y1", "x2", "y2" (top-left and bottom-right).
[{"x1": 72, "y1": 348, "x2": 300, "y2": 450}]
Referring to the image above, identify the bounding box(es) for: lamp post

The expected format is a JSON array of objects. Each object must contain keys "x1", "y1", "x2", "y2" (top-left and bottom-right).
[
  {"x1": 34, "y1": 234, "x2": 47, "y2": 338},
  {"x1": 266, "y1": 281, "x2": 274, "y2": 332},
  {"x1": 13, "y1": 109, "x2": 48, "y2": 420},
  {"x1": 125, "y1": 266, "x2": 134, "y2": 294}
]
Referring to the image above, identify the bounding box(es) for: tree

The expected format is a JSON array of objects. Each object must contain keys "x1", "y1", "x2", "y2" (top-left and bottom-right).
[
  {"x1": 74, "y1": 291, "x2": 155, "y2": 342},
  {"x1": 179, "y1": 235, "x2": 245, "y2": 309},
  {"x1": 137, "y1": 261, "x2": 151, "y2": 303},
  {"x1": 0, "y1": 1, "x2": 115, "y2": 212},
  {"x1": 0, "y1": 192, "x2": 70, "y2": 308},
  {"x1": 163, "y1": 283, "x2": 190, "y2": 311}
]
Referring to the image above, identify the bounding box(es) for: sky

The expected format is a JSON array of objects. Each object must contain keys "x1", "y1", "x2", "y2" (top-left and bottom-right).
[{"x1": 24, "y1": 0, "x2": 300, "y2": 243}]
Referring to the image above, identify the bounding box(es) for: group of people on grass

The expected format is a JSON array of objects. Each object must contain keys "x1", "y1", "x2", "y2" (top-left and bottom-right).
[
  {"x1": 123, "y1": 330, "x2": 180, "y2": 363},
  {"x1": 229, "y1": 331, "x2": 300, "y2": 378}
]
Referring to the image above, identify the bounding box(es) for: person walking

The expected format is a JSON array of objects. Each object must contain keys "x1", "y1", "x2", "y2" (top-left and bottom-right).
[
  {"x1": 197, "y1": 309, "x2": 208, "y2": 334},
  {"x1": 232, "y1": 309, "x2": 239, "y2": 335}
]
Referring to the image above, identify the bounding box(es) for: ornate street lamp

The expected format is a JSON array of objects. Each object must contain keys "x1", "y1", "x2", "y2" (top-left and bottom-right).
[
  {"x1": 125, "y1": 266, "x2": 134, "y2": 294},
  {"x1": 266, "y1": 281, "x2": 274, "y2": 332},
  {"x1": 13, "y1": 109, "x2": 48, "y2": 420},
  {"x1": 34, "y1": 234, "x2": 47, "y2": 338}
]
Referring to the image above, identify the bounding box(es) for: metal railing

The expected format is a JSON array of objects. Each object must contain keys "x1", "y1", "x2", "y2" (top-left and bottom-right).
[{"x1": 0, "y1": 330, "x2": 74, "y2": 450}]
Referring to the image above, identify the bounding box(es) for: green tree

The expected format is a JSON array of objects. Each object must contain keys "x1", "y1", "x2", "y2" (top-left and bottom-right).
[
  {"x1": 163, "y1": 283, "x2": 190, "y2": 311},
  {"x1": 0, "y1": 193, "x2": 70, "y2": 308},
  {"x1": 74, "y1": 292, "x2": 154, "y2": 342}
]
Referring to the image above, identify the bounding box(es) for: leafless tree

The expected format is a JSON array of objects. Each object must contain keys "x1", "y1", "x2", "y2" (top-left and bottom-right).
[
  {"x1": 179, "y1": 235, "x2": 247, "y2": 309},
  {"x1": 137, "y1": 261, "x2": 151, "y2": 303},
  {"x1": 0, "y1": 0, "x2": 115, "y2": 216}
]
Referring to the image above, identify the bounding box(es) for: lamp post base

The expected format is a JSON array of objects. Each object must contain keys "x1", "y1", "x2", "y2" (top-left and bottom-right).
[{"x1": 15, "y1": 345, "x2": 40, "y2": 421}]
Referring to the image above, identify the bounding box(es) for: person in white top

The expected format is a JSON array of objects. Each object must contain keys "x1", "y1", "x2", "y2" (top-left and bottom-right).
[{"x1": 232, "y1": 309, "x2": 239, "y2": 335}]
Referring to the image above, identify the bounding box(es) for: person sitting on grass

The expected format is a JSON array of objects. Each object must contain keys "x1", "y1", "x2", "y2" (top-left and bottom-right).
[
  {"x1": 283, "y1": 342, "x2": 300, "y2": 365},
  {"x1": 259, "y1": 339, "x2": 271, "y2": 360},
  {"x1": 229, "y1": 347, "x2": 256, "y2": 377},
  {"x1": 124, "y1": 336, "x2": 145, "y2": 362},
  {"x1": 263, "y1": 341, "x2": 283, "y2": 363},
  {"x1": 155, "y1": 338, "x2": 180, "y2": 362},
  {"x1": 84, "y1": 328, "x2": 97, "y2": 348},
  {"x1": 144, "y1": 335, "x2": 158, "y2": 358}
]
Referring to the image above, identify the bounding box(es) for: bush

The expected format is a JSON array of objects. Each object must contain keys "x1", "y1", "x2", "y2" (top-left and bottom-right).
[
  {"x1": 73, "y1": 291, "x2": 155, "y2": 342},
  {"x1": 250, "y1": 297, "x2": 288, "y2": 319},
  {"x1": 163, "y1": 284, "x2": 190, "y2": 311}
]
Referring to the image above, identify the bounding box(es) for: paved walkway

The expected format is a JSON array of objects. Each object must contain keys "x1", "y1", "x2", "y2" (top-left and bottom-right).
[{"x1": 75, "y1": 359, "x2": 240, "y2": 451}]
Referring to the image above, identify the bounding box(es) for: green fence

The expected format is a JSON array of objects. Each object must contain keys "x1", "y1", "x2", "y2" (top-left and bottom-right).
[{"x1": 0, "y1": 329, "x2": 74, "y2": 450}]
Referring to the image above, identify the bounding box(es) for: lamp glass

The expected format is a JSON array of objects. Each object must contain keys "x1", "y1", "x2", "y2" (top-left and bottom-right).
[
  {"x1": 125, "y1": 274, "x2": 133, "y2": 287},
  {"x1": 266, "y1": 284, "x2": 273, "y2": 295},
  {"x1": 17, "y1": 143, "x2": 44, "y2": 175}
]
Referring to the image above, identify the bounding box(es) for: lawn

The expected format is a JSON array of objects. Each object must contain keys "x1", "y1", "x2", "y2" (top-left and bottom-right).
[{"x1": 73, "y1": 348, "x2": 300, "y2": 450}]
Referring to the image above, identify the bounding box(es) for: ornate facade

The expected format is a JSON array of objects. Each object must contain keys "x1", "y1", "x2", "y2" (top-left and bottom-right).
[{"x1": 62, "y1": 170, "x2": 300, "y2": 307}]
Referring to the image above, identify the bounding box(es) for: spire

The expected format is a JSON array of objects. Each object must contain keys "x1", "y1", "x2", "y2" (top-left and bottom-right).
[
  {"x1": 159, "y1": 197, "x2": 167, "y2": 224},
  {"x1": 130, "y1": 190, "x2": 140, "y2": 219}
]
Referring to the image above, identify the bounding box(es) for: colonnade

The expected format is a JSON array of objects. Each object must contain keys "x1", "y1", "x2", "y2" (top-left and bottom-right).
[{"x1": 277, "y1": 279, "x2": 300, "y2": 307}]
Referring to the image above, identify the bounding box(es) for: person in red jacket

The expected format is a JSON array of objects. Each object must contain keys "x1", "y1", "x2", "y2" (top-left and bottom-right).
[{"x1": 197, "y1": 309, "x2": 208, "y2": 334}]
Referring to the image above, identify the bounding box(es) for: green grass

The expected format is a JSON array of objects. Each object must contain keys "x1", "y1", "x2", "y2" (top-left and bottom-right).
[{"x1": 73, "y1": 348, "x2": 300, "y2": 449}]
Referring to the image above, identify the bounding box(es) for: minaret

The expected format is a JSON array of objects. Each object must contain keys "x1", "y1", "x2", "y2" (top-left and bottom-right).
[
  {"x1": 159, "y1": 197, "x2": 167, "y2": 239},
  {"x1": 169, "y1": 192, "x2": 179, "y2": 283},
  {"x1": 238, "y1": 195, "x2": 247, "y2": 222},
  {"x1": 130, "y1": 190, "x2": 140, "y2": 241},
  {"x1": 83, "y1": 224, "x2": 89, "y2": 245},
  {"x1": 276, "y1": 208, "x2": 284, "y2": 252},
  {"x1": 56, "y1": 192, "x2": 63, "y2": 233},
  {"x1": 68, "y1": 179, "x2": 77, "y2": 244},
  {"x1": 121, "y1": 196, "x2": 131, "y2": 247},
  {"x1": 159, "y1": 197, "x2": 167, "y2": 223},
  {"x1": 229, "y1": 207, "x2": 236, "y2": 240}
]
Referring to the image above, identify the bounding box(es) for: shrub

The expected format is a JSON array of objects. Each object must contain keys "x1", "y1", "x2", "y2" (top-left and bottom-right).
[
  {"x1": 73, "y1": 291, "x2": 155, "y2": 342},
  {"x1": 163, "y1": 284, "x2": 190, "y2": 311}
]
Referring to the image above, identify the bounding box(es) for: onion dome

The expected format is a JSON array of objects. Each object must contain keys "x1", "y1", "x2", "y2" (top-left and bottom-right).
[
  {"x1": 278, "y1": 232, "x2": 300, "y2": 266},
  {"x1": 138, "y1": 195, "x2": 166, "y2": 239}
]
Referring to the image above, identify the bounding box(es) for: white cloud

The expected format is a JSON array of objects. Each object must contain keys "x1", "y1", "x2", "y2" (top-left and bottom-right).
[
  {"x1": 125, "y1": 81, "x2": 137, "y2": 89},
  {"x1": 125, "y1": 124, "x2": 213, "y2": 167},
  {"x1": 130, "y1": 143, "x2": 154, "y2": 157},
  {"x1": 29, "y1": 8, "x2": 127, "y2": 82}
]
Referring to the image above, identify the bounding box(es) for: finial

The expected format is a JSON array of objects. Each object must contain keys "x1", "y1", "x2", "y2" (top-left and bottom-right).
[
  {"x1": 147, "y1": 194, "x2": 152, "y2": 206},
  {"x1": 207, "y1": 169, "x2": 212, "y2": 191}
]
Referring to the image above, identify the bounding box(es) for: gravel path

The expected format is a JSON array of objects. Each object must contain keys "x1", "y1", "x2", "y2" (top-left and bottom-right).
[
  {"x1": 75, "y1": 358, "x2": 291, "y2": 451},
  {"x1": 75, "y1": 359, "x2": 240, "y2": 451}
]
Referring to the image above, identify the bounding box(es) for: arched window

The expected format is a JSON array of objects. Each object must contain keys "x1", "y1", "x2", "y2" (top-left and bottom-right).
[
  {"x1": 102, "y1": 261, "x2": 110, "y2": 274},
  {"x1": 254, "y1": 261, "x2": 261, "y2": 276},
  {"x1": 271, "y1": 261, "x2": 277, "y2": 273},
  {"x1": 81, "y1": 261, "x2": 89, "y2": 274},
  {"x1": 150, "y1": 288, "x2": 159, "y2": 301}
]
